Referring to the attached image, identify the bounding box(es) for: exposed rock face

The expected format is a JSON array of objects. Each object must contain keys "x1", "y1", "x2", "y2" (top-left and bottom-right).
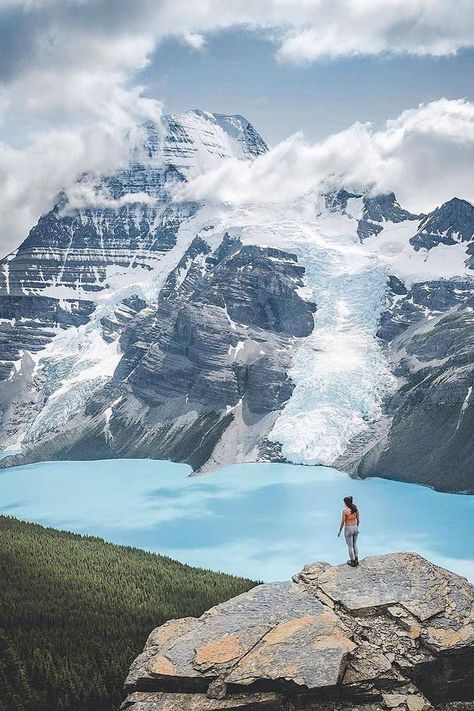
[
  {"x1": 410, "y1": 198, "x2": 474, "y2": 251},
  {"x1": 344, "y1": 198, "x2": 474, "y2": 492},
  {"x1": 349, "y1": 274, "x2": 474, "y2": 493},
  {"x1": 0, "y1": 163, "x2": 190, "y2": 384},
  {"x1": 0, "y1": 295, "x2": 95, "y2": 381},
  {"x1": 324, "y1": 190, "x2": 420, "y2": 240},
  {"x1": 1, "y1": 233, "x2": 315, "y2": 470},
  {"x1": 121, "y1": 553, "x2": 474, "y2": 710},
  {"x1": 377, "y1": 277, "x2": 474, "y2": 342},
  {"x1": 358, "y1": 299, "x2": 474, "y2": 492},
  {"x1": 0, "y1": 110, "x2": 267, "y2": 384},
  {"x1": 324, "y1": 189, "x2": 361, "y2": 213},
  {"x1": 0, "y1": 110, "x2": 274, "y2": 456},
  {"x1": 160, "y1": 111, "x2": 269, "y2": 168},
  {"x1": 357, "y1": 192, "x2": 420, "y2": 240},
  {"x1": 1, "y1": 103, "x2": 474, "y2": 492}
]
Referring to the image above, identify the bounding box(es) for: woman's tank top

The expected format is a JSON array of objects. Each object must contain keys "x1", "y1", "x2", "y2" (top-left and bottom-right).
[{"x1": 344, "y1": 507, "x2": 358, "y2": 525}]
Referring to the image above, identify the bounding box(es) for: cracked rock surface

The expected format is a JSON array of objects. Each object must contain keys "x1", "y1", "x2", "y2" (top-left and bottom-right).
[{"x1": 121, "y1": 553, "x2": 474, "y2": 710}]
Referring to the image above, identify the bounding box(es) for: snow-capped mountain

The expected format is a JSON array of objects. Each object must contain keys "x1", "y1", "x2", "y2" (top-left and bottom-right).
[
  {"x1": 410, "y1": 197, "x2": 474, "y2": 251},
  {"x1": 0, "y1": 110, "x2": 473, "y2": 493}
]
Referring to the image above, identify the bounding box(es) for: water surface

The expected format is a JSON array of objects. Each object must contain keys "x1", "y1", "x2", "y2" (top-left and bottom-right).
[{"x1": 0, "y1": 459, "x2": 472, "y2": 582}]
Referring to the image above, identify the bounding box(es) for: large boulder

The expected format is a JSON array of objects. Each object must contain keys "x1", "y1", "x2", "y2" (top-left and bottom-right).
[{"x1": 121, "y1": 553, "x2": 474, "y2": 710}]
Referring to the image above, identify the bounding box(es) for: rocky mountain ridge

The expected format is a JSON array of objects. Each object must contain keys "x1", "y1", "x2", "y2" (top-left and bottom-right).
[
  {"x1": 410, "y1": 198, "x2": 474, "y2": 251},
  {"x1": 121, "y1": 552, "x2": 474, "y2": 710},
  {"x1": 0, "y1": 109, "x2": 473, "y2": 492}
]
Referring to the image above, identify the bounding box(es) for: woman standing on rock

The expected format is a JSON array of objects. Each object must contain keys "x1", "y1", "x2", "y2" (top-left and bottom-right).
[{"x1": 338, "y1": 496, "x2": 360, "y2": 567}]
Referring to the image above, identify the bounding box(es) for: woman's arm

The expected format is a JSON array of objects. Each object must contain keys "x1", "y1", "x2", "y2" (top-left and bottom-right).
[
  {"x1": 338, "y1": 511, "x2": 344, "y2": 537},
  {"x1": 357, "y1": 511, "x2": 360, "y2": 527}
]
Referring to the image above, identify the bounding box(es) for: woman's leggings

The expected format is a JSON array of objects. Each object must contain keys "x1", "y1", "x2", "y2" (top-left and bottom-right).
[{"x1": 344, "y1": 524, "x2": 359, "y2": 561}]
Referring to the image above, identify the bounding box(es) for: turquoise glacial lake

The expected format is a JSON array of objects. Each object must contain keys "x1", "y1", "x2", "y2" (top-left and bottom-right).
[{"x1": 0, "y1": 459, "x2": 472, "y2": 582}]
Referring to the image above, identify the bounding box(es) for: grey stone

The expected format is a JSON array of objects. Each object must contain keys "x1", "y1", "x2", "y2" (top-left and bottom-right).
[
  {"x1": 317, "y1": 553, "x2": 452, "y2": 621},
  {"x1": 121, "y1": 690, "x2": 284, "y2": 710},
  {"x1": 357, "y1": 193, "x2": 420, "y2": 241},
  {"x1": 359, "y1": 292, "x2": 474, "y2": 492},
  {"x1": 324, "y1": 188, "x2": 363, "y2": 213},
  {"x1": 121, "y1": 554, "x2": 474, "y2": 711},
  {"x1": 0, "y1": 113, "x2": 314, "y2": 471},
  {"x1": 126, "y1": 582, "x2": 351, "y2": 693},
  {"x1": 410, "y1": 198, "x2": 474, "y2": 251},
  {"x1": 377, "y1": 277, "x2": 474, "y2": 342}
]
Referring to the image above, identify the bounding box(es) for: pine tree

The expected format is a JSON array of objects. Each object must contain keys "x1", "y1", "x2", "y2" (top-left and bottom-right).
[
  {"x1": 0, "y1": 515, "x2": 256, "y2": 710},
  {"x1": 0, "y1": 629, "x2": 29, "y2": 709}
]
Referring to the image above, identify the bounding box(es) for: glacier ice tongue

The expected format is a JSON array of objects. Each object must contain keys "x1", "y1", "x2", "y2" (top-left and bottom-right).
[
  {"x1": 271, "y1": 236, "x2": 396, "y2": 464},
  {"x1": 218, "y1": 199, "x2": 398, "y2": 466}
]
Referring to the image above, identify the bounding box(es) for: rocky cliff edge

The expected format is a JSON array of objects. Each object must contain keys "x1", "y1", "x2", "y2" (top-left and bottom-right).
[{"x1": 121, "y1": 553, "x2": 474, "y2": 711}]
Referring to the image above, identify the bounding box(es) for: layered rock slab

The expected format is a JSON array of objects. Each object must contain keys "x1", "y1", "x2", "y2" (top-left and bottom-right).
[
  {"x1": 125, "y1": 582, "x2": 354, "y2": 693},
  {"x1": 122, "y1": 553, "x2": 474, "y2": 711}
]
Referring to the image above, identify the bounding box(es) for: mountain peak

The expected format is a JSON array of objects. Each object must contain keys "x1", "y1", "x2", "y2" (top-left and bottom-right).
[
  {"x1": 146, "y1": 109, "x2": 269, "y2": 173},
  {"x1": 443, "y1": 196, "x2": 474, "y2": 208},
  {"x1": 357, "y1": 191, "x2": 421, "y2": 240},
  {"x1": 410, "y1": 196, "x2": 474, "y2": 250},
  {"x1": 136, "y1": 109, "x2": 268, "y2": 172}
]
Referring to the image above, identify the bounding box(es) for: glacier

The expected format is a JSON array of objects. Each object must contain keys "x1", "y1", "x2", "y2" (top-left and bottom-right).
[
  {"x1": 194, "y1": 198, "x2": 398, "y2": 465},
  {"x1": 268, "y1": 213, "x2": 396, "y2": 464}
]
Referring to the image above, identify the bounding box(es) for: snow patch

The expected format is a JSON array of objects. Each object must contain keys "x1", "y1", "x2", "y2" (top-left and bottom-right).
[
  {"x1": 103, "y1": 397, "x2": 122, "y2": 443},
  {"x1": 456, "y1": 385, "x2": 472, "y2": 431},
  {"x1": 228, "y1": 340, "x2": 246, "y2": 359},
  {"x1": 362, "y1": 220, "x2": 472, "y2": 285}
]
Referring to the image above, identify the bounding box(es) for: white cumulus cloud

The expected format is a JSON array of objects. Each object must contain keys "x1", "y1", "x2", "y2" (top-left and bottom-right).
[{"x1": 177, "y1": 98, "x2": 474, "y2": 214}]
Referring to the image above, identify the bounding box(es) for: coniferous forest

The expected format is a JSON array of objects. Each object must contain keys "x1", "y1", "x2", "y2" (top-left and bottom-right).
[{"x1": 0, "y1": 516, "x2": 256, "y2": 711}]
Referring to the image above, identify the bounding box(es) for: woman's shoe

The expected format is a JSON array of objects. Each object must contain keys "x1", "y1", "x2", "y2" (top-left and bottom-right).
[
  {"x1": 354, "y1": 557, "x2": 359, "y2": 566},
  {"x1": 347, "y1": 560, "x2": 355, "y2": 566}
]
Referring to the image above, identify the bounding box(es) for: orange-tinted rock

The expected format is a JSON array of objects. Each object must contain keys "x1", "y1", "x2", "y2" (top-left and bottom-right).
[{"x1": 122, "y1": 553, "x2": 474, "y2": 710}]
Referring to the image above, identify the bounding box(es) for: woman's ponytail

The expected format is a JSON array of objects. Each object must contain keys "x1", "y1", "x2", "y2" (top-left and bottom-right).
[{"x1": 344, "y1": 495, "x2": 358, "y2": 514}]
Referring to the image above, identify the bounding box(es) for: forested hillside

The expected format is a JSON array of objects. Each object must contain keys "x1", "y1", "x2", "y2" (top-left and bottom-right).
[{"x1": 0, "y1": 516, "x2": 255, "y2": 711}]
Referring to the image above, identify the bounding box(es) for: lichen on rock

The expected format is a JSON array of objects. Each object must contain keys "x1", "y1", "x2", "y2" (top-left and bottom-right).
[{"x1": 121, "y1": 553, "x2": 474, "y2": 710}]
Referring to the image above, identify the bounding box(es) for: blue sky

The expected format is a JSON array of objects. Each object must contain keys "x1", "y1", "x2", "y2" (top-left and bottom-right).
[{"x1": 143, "y1": 31, "x2": 474, "y2": 143}]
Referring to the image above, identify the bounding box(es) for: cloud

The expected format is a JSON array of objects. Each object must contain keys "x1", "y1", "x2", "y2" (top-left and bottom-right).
[
  {"x1": 63, "y1": 184, "x2": 157, "y2": 212},
  {"x1": 181, "y1": 31, "x2": 207, "y2": 51},
  {"x1": 0, "y1": 112, "x2": 164, "y2": 256},
  {"x1": 2, "y1": 1, "x2": 474, "y2": 122},
  {"x1": 274, "y1": 0, "x2": 474, "y2": 62},
  {"x1": 2, "y1": 1, "x2": 473, "y2": 80},
  {"x1": 1, "y1": 1, "x2": 474, "y2": 255},
  {"x1": 0, "y1": 1, "x2": 164, "y2": 255},
  {"x1": 177, "y1": 98, "x2": 474, "y2": 213}
]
